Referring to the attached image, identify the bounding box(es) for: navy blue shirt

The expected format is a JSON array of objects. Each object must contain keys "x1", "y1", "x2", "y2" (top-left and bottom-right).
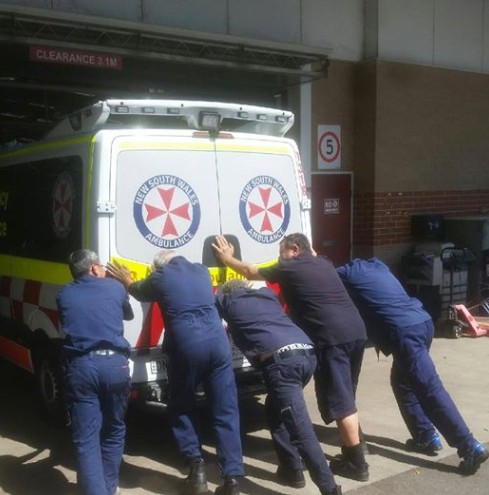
[
  {"x1": 259, "y1": 251, "x2": 367, "y2": 346},
  {"x1": 128, "y1": 256, "x2": 226, "y2": 350},
  {"x1": 336, "y1": 258, "x2": 431, "y2": 354},
  {"x1": 56, "y1": 275, "x2": 133, "y2": 358},
  {"x1": 216, "y1": 287, "x2": 313, "y2": 364}
]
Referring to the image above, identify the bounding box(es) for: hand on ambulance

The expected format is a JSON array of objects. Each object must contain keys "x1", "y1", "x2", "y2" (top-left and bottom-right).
[
  {"x1": 212, "y1": 235, "x2": 235, "y2": 263},
  {"x1": 107, "y1": 260, "x2": 133, "y2": 290}
]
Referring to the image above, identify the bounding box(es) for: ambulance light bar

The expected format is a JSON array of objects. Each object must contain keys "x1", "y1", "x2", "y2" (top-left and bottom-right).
[
  {"x1": 199, "y1": 112, "x2": 221, "y2": 132},
  {"x1": 46, "y1": 99, "x2": 295, "y2": 138}
]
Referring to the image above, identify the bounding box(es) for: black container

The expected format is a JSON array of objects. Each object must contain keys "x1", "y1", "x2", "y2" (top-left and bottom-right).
[{"x1": 411, "y1": 213, "x2": 444, "y2": 238}]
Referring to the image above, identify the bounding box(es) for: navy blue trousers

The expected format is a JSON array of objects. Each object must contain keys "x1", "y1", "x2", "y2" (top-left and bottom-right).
[
  {"x1": 65, "y1": 352, "x2": 130, "y2": 495},
  {"x1": 166, "y1": 330, "x2": 244, "y2": 477},
  {"x1": 390, "y1": 320, "x2": 475, "y2": 455},
  {"x1": 263, "y1": 354, "x2": 337, "y2": 493}
]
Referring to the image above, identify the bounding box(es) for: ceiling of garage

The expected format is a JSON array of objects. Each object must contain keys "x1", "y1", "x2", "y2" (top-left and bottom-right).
[{"x1": 0, "y1": 7, "x2": 329, "y2": 147}]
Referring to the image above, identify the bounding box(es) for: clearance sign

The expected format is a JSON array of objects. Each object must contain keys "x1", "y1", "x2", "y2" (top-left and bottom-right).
[{"x1": 29, "y1": 45, "x2": 122, "y2": 70}]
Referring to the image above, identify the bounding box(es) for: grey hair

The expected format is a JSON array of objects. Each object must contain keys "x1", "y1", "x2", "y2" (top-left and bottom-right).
[
  {"x1": 153, "y1": 250, "x2": 177, "y2": 269},
  {"x1": 69, "y1": 249, "x2": 99, "y2": 279},
  {"x1": 221, "y1": 278, "x2": 252, "y2": 294}
]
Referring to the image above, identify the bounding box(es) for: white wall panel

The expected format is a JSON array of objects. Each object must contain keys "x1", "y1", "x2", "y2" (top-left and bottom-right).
[
  {"x1": 482, "y1": 0, "x2": 489, "y2": 72},
  {"x1": 433, "y1": 0, "x2": 483, "y2": 71},
  {"x1": 0, "y1": 0, "x2": 52, "y2": 7},
  {"x1": 143, "y1": 0, "x2": 228, "y2": 34},
  {"x1": 378, "y1": 0, "x2": 434, "y2": 65},
  {"x1": 53, "y1": 0, "x2": 142, "y2": 21},
  {"x1": 302, "y1": 0, "x2": 364, "y2": 61},
  {"x1": 228, "y1": 0, "x2": 301, "y2": 44},
  {"x1": 364, "y1": 0, "x2": 379, "y2": 59}
]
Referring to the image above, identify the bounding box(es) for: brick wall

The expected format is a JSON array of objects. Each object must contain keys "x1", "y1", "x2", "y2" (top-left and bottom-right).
[{"x1": 354, "y1": 190, "x2": 489, "y2": 246}]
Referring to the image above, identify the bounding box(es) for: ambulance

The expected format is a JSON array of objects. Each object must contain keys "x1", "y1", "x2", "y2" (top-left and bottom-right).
[{"x1": 0, "y1": 99, "x2": 311, "y2": 423}]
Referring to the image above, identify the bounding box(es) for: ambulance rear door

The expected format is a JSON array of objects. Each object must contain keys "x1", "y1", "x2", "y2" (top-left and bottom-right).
[
  {"x1": 111, "y1": 133, "x2": 220, "y2": 267},
  {"x1": 110, "y1": 133, "x2": 220, "y2": 384},
  {"x1": 215, "y1": 136, "x2": 304, "y2": 265}
]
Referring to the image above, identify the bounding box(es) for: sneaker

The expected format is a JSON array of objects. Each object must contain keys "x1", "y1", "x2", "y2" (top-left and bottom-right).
[
  {"x1": 459, "y1": 442, "x2": 489, "y2": 475},
  {"x1": 406, "y1": 432, "x2": 443, "y2": 456},
  {"x1": 214, "y1": 477, "x2": 240, "y2": 495},
  {"x1": 329, "y1": 456, "x2": 369, "y2": 482},
  {"x1": 276, "y1": 465, "x2": 306, "y2": 488}
]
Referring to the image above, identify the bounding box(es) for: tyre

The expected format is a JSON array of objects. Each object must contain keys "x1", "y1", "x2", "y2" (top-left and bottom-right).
[
  {"x1": 35, "y1": 353, "x2": 68, "y2": 427},
  {"x1": 445, "y1": 321, "x2": 463, "y2": 339}
]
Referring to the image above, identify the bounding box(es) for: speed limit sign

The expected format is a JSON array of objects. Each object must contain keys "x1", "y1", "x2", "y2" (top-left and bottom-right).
[{"x1": 318, "y1": 125, "x2": 341, "y2": 169}]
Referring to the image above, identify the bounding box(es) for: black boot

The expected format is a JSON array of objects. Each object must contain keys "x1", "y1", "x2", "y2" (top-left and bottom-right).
[
  {"x1": 214, "y1": 477, "x2": 240, "y2": 495},
  {"x1": 180, "y1": 457, "x2": 208, "y2": 495},
  {"x1": 321, "y1": 486, "x2": 343, "y2": 495},
  {"x1": 330, "y1": 444, "x2": 369, "y2": 482},
  {"x1": 276, "y1": 465, "x2": 306, "y2": 488},
  {"x1": 358, "y1": 425, "x2": 370, "y2": 455}
]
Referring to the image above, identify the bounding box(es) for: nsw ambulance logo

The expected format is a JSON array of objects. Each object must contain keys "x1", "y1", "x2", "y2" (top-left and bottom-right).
[
  {"x1": 133, "y1": 175, "x2": 201, "y2": 249},
  {"x1": 239, "y1": 176, "x2": 290, "y2": 244},
  {"x1": 52, "y1": 172, "x2": 75, "y2": 239}
]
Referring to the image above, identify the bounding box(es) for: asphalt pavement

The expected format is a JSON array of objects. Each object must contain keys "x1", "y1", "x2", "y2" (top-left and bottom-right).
[{"x1": 0, "y1": 333, "x2": 488, "y2": 495}]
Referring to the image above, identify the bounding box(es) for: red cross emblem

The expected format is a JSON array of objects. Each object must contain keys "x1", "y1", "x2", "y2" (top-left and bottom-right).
[
  {"x1": 144, "y1": 186, "x2": 191, "y2": 237},
  {"x1": 247, "y1": 187, "x2": 284, "y2": 233},
  {"x1": 52, "y1": 176, "x2": 74, "y2": 237}
]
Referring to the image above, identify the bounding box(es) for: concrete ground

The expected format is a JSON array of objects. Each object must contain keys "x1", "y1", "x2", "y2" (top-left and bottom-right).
[{"x1": 0, "y1": 334, "x2": 488, "y2": 495}]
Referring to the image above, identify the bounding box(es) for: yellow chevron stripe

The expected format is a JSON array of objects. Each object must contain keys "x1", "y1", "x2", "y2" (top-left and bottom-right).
[
  {"x1": 116, "y1": 140, "x2": 290, "y2": 155},
  {"x1": 0, "y1": 136, "x2": 91, "y2": 160},
  {"x1": 0, "y1": 255, "x2": 71, "y2": 285},
  {"x1": 111, "y1": 256, "x2": 278, "y2": 287}
]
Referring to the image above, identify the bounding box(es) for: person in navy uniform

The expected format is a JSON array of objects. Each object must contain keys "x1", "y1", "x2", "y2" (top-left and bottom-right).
[
  {"x1": 337, "y1": 258, "x2": 489, "y2": 475},
  {"x1": 216, "y1": 278, "x2": 342, "y2": 495},
  {"x1": 213, "y1": 234, "x2": 369, "y2": 482},
  {"x1": 108, "y1": 251, "x2": 244, "y2": 495},
  {"x1": 56, "y1": 249, "x2": 133, "y2": 495}
]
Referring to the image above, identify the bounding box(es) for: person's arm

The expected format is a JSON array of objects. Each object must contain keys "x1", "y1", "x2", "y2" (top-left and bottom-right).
[
  {"x1": 107, "y1": 261, "x2": 154, "y2": 302},
  {"x1": 212, "y1": 235, "x2": 264, "y2": 281}
]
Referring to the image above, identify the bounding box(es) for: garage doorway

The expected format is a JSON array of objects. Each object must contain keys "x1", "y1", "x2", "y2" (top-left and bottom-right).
[{"x1": 310, "y1": 172, "x2": 352, "y2": 266}]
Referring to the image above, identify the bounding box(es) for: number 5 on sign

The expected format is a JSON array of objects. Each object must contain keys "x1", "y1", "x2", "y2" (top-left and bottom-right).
[{"x1": 318, "y1": 125, "x2": 341, "y2": 169}]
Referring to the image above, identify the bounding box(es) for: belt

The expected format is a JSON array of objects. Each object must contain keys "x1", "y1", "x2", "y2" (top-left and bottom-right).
[
  {"x1": 260, "y1": 345, "x2": 315, "y2": 368},
  {"x1": 89, "y1": 349, "x2": 121, "y2": 357}
]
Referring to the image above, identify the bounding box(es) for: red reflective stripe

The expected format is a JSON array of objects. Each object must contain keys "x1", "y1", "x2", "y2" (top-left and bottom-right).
[
  {"x1": 265, "y1": 281, "x2": 288, "y2": 312},
  {"x1": 0, "y1": 335, "x2": 33, "y2": 372},
  {"x1": 0, "y1": 276, "x2": 11, "y2": 297},
  {"x1": 136, "y1": 303, "x2": 164, "y2": 348},
  {"x1": 42, "y1": 307, "x2": 60, "y2": 332},
  {"x1": 24, "y1": 280, "x2": 42, "y2": 305},
  {"x1": 11, "y1": 300, "x2": 23, "y2": 322}
]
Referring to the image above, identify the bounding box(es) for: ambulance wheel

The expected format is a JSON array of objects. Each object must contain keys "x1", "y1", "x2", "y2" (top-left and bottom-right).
[{"x1": 35, "y1": 354, "x2": 67, "y2": 427}]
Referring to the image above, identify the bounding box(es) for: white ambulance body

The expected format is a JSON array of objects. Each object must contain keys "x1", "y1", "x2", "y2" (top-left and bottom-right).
[{"x1": 0, "y1": 99, "x2": 310, "y2": 421}]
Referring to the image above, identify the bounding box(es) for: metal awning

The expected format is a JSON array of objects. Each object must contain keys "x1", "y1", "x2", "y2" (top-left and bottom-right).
[
  {"x1": 0, "y1": 2, "x2": 330, "y2": 145},
  {"x1": 0, "y1": 3, "x2": 330, "y2": 78}
]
